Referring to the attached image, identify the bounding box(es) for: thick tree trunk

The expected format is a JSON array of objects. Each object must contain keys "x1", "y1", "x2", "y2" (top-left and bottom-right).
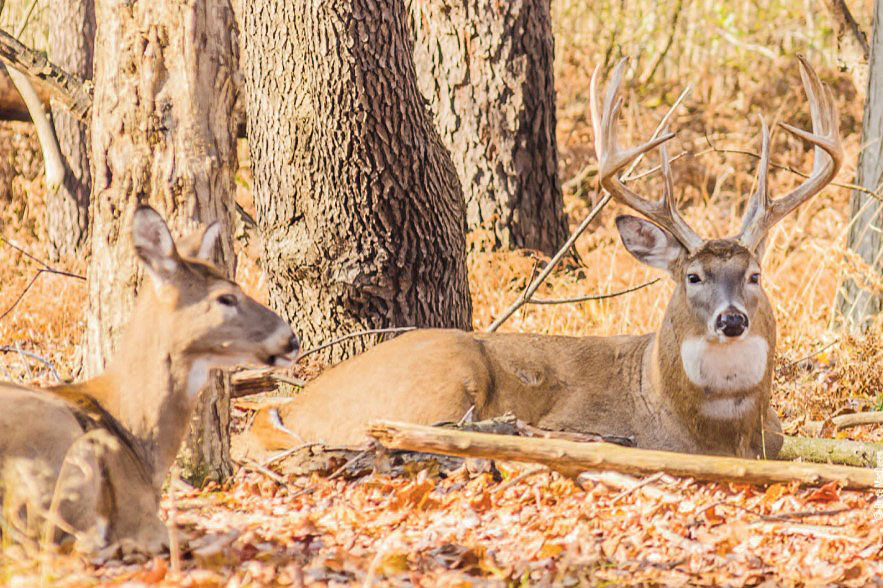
[
  {"x1": 46, "y1": 0, "x2": 94, "y2": 261},
  {"x1": 408, "y1": 0, "x2": 568, "y2": 255},
  {"x1": 85, "y1": 0, "x2": 238, "y2": 485},
  {"x1": 240, "y1": 0, "x2": 472, "y2": 362},
  {"x1": 837, "y1": 0, "x2": 883, "y2": 332}
]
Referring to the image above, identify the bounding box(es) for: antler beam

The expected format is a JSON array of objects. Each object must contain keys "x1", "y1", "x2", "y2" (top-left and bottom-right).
[{"x1": 590, "y1": 58, "x2": 704, "y2": 253}]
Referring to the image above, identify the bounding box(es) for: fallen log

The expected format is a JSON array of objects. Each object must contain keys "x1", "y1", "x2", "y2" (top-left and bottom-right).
[
  {"x1": 367, "y1": 420, "x2": 880, "y2": 489},
  {"x1": 779, "y1": 434, "x2": 883, "y2": 468},
  {"x1": 831, "y1": 411, "x2": 883, "y2": 431}
]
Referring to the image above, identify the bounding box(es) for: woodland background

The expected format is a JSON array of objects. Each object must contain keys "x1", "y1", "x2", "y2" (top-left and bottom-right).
[{"x1": 0, "y1": 0, "x2": 882, "y2": 585}]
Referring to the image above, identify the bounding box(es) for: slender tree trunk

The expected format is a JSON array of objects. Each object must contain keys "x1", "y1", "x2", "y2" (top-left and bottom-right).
[
  {"x1": 408, "y1": 0, "x2": 568, "y2": 256},
  {"x1": 837, "y1": 0, "x2": 883, "y2": 332},
  {"x1": 85, "y1": 0, "x2": 239, "y2": 484},
  {"x1": 240, "y1": 0, "x2": 472, "y2": 362},
  {"x1": 46, "y1": 0, "x2": 94, "y2": 261}
]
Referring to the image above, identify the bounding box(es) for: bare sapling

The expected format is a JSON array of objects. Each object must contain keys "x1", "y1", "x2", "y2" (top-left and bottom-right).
[
  {"x1": 245, "y1": 57, "x2": 841, "y2": 460},
  {"x1": 0, "y1": 206, "x2": 299, "y2": 553}
]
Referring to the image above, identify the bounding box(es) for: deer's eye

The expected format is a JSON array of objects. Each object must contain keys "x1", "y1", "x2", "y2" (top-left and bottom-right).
[
  {"x1": 749, "y1": 273, "x2": 761, "y2": 284},
  {"x1": 686, "y1": 273, "x2": 702, "y2": 284},
  {"x1": 217, "y1": 294, "x2": 238, "y2": 307}
]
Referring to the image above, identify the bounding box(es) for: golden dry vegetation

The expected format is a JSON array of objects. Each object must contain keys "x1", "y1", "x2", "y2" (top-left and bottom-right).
[{"x1": 1, "y1": 0, "x2": 882, "y2": 585}]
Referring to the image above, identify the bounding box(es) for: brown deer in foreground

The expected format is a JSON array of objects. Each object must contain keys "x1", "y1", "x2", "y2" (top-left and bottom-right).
[
  {"x1": 0, "y1": 207, "x2": 299, "y2": 553},
  {"x1": 246, "y1": 57, "x2": 841, "y2": 459}
]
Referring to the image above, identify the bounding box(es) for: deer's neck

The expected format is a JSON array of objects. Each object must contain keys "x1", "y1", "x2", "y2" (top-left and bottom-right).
[
  {"x1": 650, "y1": 309, "x2": 774, "y2": 451},
  {"x1": 81, "y1": 300, "x2": 204, "y2": 491}
]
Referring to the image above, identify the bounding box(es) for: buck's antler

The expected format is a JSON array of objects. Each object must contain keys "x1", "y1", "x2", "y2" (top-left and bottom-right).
[
  {"x1": 737, "y1": 55, "x2": 843, "y2": 250},
  {"x1": 590, "y1": 58, "x2": 704, "y2": 253}
]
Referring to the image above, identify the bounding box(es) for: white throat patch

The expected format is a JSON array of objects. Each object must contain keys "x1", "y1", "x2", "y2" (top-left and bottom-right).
[
  {"x1": 185, "y1": 359, "x2": 213, "y2": 401},
  {"x1": 680, "y1": 335, "x2": 769, "y2": 393}
]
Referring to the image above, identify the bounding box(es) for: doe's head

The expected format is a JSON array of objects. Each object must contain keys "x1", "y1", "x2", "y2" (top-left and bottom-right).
[{"x1": 130, "y1": 205, "x2": 299, "y2": 368}]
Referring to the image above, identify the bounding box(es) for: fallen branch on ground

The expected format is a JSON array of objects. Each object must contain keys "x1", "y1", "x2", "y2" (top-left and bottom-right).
[
  {"x1": 779, "y1": 434, "x2": 883, "y2": 468},
  {"x1": 367, "y1": 420, "x2": 879, "y2": 489},
  {"x1": 831, "y1": 412, "x2": 883, "y2": 431}
]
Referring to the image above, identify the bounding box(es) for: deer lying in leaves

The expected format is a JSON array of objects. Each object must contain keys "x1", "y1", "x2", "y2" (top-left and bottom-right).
[
  {"x1": 0, "y1": 207, "x2": 299, "y2": 553},
  {"x1": 247, "y1": 57, "x2": 841, "y2": 459}
]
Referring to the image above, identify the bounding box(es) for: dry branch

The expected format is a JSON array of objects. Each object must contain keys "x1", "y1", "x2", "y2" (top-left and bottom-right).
[
  {"x1": 367, "y1": 420, "x2": 880, "y2": 490},
  {"x1": 0, "y1": 26, "x2": 91, "y2": 121},
  {"x1": 832, "y1": 412, "x2": 883, "y2": 431},
  {"x1": 779, "y1": 435, "x2": 883, "y2": 468}
]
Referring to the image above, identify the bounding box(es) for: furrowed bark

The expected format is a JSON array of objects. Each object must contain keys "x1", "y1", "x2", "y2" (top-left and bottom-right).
[
  {"x1": 407, "y1": 0, "x2": 568, "y2": 255},
  {"x1": 240, "y1": 0, "x2": 472, "y2": 362},
  {"x1": 86, "y1": 0, "x2": 238, "y2": 484},
  {"x1": 46, "y1": 0, "x2": 94, "y2": 260}
]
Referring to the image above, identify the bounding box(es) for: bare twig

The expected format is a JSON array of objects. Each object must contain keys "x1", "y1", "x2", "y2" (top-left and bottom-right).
[
  {"x1": 639, "y1": 0, "x2": 683, "y2": 85},
  {"x1": 494, "y1": 466, "x2": 548, "y2": 495},
  {"x1": 609, "y1": 471, "x2": 667, "y2": 503},
  {"x1": 0, "y1": 346, "x2": 60, "y2": 381},
  {"x1": 486, "y1": 84, "x2": 692, "y2": 332},
  {"x1": 0, "y1": 238, "x2": 86, "y2": 322},
  {"x1": 703, "y1": 133, "x2": 881, "y2": 200},
  {"x1": 528, "y1": 278, "x2": 661, "y2": 305},
  {"x1": 296, "y1": 326, "x2": 417, "y2": 361},
  {"x1": 327, "y1": 449, "x2": 370, "y2": 481},
  {"x1": 777, "y1": 339, "x2": 839, "y2": 372},
  {"x1": 261, "y1": 442, "x2": 325, "y2": 467}
]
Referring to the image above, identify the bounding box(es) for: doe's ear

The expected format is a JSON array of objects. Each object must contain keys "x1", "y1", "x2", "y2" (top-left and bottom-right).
[
  {"x1": 131, "y1": 206, "x2": 180, "y2": 284},
  {"x1": 615, "y1": 215, "x2": 685, "y2": 273},
  {"x1": 176, "y1": 221, "x2": 221, "y2": 262}
]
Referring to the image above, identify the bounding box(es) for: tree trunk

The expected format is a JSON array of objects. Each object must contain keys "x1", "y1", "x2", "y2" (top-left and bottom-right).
[
  {"x1": 240, "y1": 0, "x2": 472, "y2": 362},
  {"x1": 837, "y1": 0, "x2": 883, "y2": 332},
  {"x1": 46, "y1": 0, "x2": 94, "y2": 261},
  {"x1": 85, "y1": 0, "x2": 239, "y2": 485},
  {"x1": 407, "y1": 0, "x2": 568, "y2": 256}
]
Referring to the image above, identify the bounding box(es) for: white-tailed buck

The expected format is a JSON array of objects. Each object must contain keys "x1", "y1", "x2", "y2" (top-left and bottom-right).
[
  {"x1": 0, "y1": 207, "x2": 299, "y2": 553},
  {"x1": 247, "y1": 57, "x2": 841, "y2": 459}
]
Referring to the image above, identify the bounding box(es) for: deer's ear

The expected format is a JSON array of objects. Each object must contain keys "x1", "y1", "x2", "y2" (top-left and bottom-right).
[
  {"x1": 131, "y1": 206, "x2": 181, "y2": 283},
  {"x1": 615, "y1": 215, "x2": 685, "y2": 273},
  {"x1": 177, "y1": 221, "x2": 221, "y2": 262}
]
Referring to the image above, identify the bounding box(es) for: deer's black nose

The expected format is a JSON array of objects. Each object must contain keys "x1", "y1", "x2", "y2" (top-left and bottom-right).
[
  {"x1": 285, "y1": 335, "x2": 300, "y2": 355},
  {"x1": 716, "y1": 311, "x2": 748, "y2": 337}
]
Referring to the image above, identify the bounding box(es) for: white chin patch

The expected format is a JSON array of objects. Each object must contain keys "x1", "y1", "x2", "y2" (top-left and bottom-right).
[{"x1": 680, "y1": 335, "x2": 768, "y2": 393}]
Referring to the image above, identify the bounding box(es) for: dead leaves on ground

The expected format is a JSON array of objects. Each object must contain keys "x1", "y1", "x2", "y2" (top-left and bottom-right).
[{"x1": 6, "y1": 463, "x2": 881, "y2": 586}]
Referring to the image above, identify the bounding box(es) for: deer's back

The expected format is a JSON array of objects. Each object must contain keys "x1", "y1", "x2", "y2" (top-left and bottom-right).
[{"x1": 257, "y1": 329, "x2": 654, "y2": 448}]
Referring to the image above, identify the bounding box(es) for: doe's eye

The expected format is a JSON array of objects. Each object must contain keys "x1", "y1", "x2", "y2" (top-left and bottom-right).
[
  {"x1": 686, "y1": 273, "x2": 702, "y2": 284},
  {"x1": 749, "y1": 273, "x2": 761, "y2": 284},
  {"x1": 216, "y1": 294, "x2": 238, "y2": 307}
]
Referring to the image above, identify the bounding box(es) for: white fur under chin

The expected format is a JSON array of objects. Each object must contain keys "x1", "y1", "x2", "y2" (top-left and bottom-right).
[
  {"x1": 680, "y1": 335, "x2": 768, "y2": 393},
  {"x1": 699, "y1": 394, "x2": 758, "y2": 419},
  {"x1": 185, "y1": 359, "x2": 214, "y2": 401}
]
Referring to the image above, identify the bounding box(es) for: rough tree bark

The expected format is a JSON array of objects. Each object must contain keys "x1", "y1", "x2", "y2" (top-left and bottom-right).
[
  {"x1": 85, "y1": 0, "x2": 239, "y2": 484},
  {"x1": 47, "y1": 0, "x2": 94, "y2": 261},
  {"x1": 408, "y1": 0, "x2": 568, "y2": 255},
  {"x1": 837, "y1": 0, "x2": 883, "y2": 331},
  {"x1": 240, "y1": 0, "x2": 472, "y2": 362}
]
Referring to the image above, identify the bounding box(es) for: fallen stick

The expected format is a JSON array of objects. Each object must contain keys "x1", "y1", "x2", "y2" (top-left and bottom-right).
[
  {"x1": 779, "y1": 434, "x2": 883, "y2": 468},
  {"x1": 831, "y1": 411, "x2": 883, "y2": 431},
  {"x1": 367, "y1": 420, "x2": 880, "y2": 490}
]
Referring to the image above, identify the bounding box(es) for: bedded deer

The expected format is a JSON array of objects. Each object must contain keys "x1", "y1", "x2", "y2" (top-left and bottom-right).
[
  {"x1": 247, "y1": 57, "x2": 841, "y2": 459},
  {"x1": 0, "y1": 206, "x2": 299, "y2": 553}
]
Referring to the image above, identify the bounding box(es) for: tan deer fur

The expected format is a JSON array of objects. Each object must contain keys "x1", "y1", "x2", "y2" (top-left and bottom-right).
[
  {"x1": 245, "y1": 57, "x2": 841, "y2": 460},
  {"x1": 0, "y1": 206, "x2": 299, "y2": 553}
]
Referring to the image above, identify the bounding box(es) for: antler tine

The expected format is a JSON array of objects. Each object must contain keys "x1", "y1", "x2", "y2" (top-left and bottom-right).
[
  {"x1": 738, "y1": 56, "x2": 843, "y2": 250},
  {"x1": 589, "y1": 58, "x2": 702, "y2": 252}
]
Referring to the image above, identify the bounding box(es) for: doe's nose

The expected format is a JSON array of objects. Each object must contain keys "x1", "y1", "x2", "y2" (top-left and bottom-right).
[
  {"x1": 285, "y1": 334, "x2": 300, "y2": 355},
  {"x1": 715, "y1": 310, "x2": 748, "y2": 337}
]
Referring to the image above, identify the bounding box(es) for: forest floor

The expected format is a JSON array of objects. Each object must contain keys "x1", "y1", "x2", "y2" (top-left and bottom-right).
[{"x1": 2, "y1": 1, "x2": 883, "y2": 585}]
